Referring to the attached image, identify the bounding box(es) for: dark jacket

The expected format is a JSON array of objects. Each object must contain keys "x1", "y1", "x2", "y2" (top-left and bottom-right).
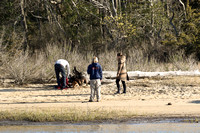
[{"x1": 87, "y1": 63, "x2": 102, "y2": 80}]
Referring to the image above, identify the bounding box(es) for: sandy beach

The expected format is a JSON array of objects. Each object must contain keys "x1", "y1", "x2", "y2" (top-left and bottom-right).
[{"x1": 1, "y1": 75, "x2": 200, "y2": 121}]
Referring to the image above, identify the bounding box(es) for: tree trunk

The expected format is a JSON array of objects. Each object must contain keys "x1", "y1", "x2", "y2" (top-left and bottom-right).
[
  {"x1": 100, "y1": 0, "x2": 105, "y2": 38},
  {"x1": 164, "y1": 0, "x2": 170, "y2": 17},
  {"x1": 20, "y1": 0, "x2": 29, "y2": 51},
  {"x1": 148, "y1": 0, "x2": 155, "y2": 46},
  {"x1": 111, "y1": 0, "x2": 117, "y2": 17}
]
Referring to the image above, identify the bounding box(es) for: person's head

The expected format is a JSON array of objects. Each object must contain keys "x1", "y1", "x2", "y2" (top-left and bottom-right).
[
  {"x1": 117, "y1": 52, "x2": 122, "y2": 59},
  {"x1": 92, "y1": 56, "x2": 98, "y2": 63},
  {"x1": 121, "y1": 55, "x2": 126, "y2": 62}
]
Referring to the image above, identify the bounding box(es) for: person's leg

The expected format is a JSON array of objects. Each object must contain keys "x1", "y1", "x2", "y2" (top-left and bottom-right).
[
  {"x1": 55, "y1": 64, "x2": 61, "y2": 87},
  {"x1": 60, "y1": 65, "x2": 66, "y2": 88},
  {"x1": 89, "y1": 80, "x2": 95, "y2": 102},
  {"x1": 122, "y1": 81, "x2": 126, "y2": 93},
  {"x1": 116, "y1": 79, "x2": 120, "y2": 93},
  {"x1": 96, "y1": 79, "x2": 101, "y2": 102}
]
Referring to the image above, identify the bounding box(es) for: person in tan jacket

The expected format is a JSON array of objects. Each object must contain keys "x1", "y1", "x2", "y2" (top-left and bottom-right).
[{"x1": 116, "y1": 53, "x2": 127, "y2": 94}]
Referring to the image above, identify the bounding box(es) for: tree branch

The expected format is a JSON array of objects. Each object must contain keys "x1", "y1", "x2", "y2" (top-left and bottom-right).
[
  {"x1": 29, "y1": 11, "x2": 44, "y2": 19},
  {"x1": 170, "y1": 9, "x2": 178, "y2": 37},
  {"x1": 86, "y1": 0, "x2": 113, "y2": 17},
  {"x1": 179, "y1": 0, "x2": 186, "y2": 17},
  {"x1": 45, "y1": 1, "x2": 67, "y2": 36},
  {"x1": 71, "y1": 0, "x2": 83, "y2": 24}
]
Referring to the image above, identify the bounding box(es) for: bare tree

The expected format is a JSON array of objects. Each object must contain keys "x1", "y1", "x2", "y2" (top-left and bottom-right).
[{"x1": 20, "y1": 0, "x2": 29, "y2": 50}]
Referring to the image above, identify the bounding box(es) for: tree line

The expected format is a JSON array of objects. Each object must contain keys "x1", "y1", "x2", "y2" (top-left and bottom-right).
[{"x1": 0, "y1": 0, "x2": 200, "y2": 61}]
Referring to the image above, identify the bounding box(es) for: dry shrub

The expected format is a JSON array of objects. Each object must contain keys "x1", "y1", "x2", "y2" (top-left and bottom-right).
[
  {"x1": 45, "y1": 44, "x2": 91, "y2": 72},
  {"x1": 168, "y1": 50, "x2": 198, "y2": 71},
  {"x1": 0, "y1": 43, "x2": 199, "y2": 85},
  {"x1": 1, "y1": 50, "x2": 47, "y2": 84},
  {"x1": 126, "y1": 49, "x2": 198, "y2": 72},
  {"x1": 98, "y1": 51, "x2": 118, "y2": 71},
  {"x1": 127, "y1": 49, "x2": 167, "y2": 71},
  {"x1": 1, "y1": 44, "x2": 92, "y2": 84},
  {"x1": 0, "y1": 43, "x2": 54, "y2": 84}
]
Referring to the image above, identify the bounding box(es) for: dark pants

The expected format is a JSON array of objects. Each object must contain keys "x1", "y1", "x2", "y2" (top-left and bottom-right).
[
  {"x1": 116, "y1": 79, "x2": 126, "y2": 93},
  {"x1": 54, "y1": 64, "x2": 66, "y2": 87}
]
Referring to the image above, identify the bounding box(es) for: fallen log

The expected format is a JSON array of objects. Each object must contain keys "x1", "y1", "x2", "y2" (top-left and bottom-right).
[{"x1": 103, "y1": 70, "x2": 200, "y2": 80}]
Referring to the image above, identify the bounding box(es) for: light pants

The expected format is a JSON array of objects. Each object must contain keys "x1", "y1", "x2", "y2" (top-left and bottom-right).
[{"x1": 90, "y1": 79, "x2": 101, "y2": 101}]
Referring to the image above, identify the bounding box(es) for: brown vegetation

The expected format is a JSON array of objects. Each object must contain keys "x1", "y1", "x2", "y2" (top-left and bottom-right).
[{"x1": 0, "y1": 44, "x2": 199, "y2": 85}]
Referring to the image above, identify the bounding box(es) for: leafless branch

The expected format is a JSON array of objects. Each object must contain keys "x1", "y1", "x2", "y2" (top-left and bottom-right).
[
  {"x1": 0, "y1": 25, "x2": 5, "y2": 47},
  {"x1": 45, "y1": 1, "x2": 67, "y2": 36},
  {"x1": 29, "y1": 11, "x2": 43, "y2": 19},
  {"x1": 170, "y1": 9, "x2": 178, "y2": 37},
  {"x1": 86, "y1": 0, "x2": 113, "y2": 17},
  {"x1": 71, "y1": 0, "x2": 83, "y2": 24},
  {"x1": 178, "y1": 0, "x2": 186, "y2": 17},
  {"x1": 90, "y1": 0, "x2": 109, "y2": 10}
]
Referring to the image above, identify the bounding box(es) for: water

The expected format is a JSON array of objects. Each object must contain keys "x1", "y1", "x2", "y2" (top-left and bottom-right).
[{"x1": 0, "y1": 123, "x2": 200, "y2": 133}]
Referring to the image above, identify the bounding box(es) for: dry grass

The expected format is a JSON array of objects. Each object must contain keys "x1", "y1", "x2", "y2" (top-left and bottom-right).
[
  {"x1": 0, "y1": 107, "x2": 140, "y2": 123},
  {"x1": 0, "y1": 44, "x2": 199, "y2": 84}
]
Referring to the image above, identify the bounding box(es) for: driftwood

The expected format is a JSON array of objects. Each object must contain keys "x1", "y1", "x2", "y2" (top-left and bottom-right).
[{"x1": 103, "y1": 71, "x2": 200, "y2": 80}]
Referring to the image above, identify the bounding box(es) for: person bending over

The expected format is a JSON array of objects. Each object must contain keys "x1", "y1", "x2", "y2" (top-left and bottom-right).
[{"x1": 54, "y1": 59, "x2": 70, "y2": 89}]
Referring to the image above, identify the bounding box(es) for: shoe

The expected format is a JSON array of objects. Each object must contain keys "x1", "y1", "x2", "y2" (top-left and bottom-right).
[
  {"x1": 114, "y1": 91, "x2": 120, "y2": 94},
  {"x1": 88, "y1": 99, "x2": 93, "y2": 102},
  {"x1": 62, "y1": 86, "x2": 68, "y2": 90},
  {"x1": 97, "y1": 99, "x2": 100, "y2": 102},
  {"x1": 123, "y1": 92, "x2": 126, "y2": 94},
  {"x1": 55, "y1": 86, "x2": 61, "y2": 89}
]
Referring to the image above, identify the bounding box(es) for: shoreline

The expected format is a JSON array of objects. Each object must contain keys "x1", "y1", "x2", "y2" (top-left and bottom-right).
[
  {"x1": 0, "y1": 115, "x2": 199, "y2": 126},
  {"x1": 0, "y1": 99, "x2": 200, "y2": 125}
]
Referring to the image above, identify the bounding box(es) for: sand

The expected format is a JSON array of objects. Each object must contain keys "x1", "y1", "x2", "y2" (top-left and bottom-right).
[{"x1": 1, "y1": 75, "x2": 200, "y2": 119}]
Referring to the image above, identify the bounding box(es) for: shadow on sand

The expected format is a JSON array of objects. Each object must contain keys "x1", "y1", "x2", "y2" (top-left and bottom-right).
[
  {"x1": 0, "y1": 101, "x2": 85, "y2": 104},
  {"x1": 189, "y1": 100, "x2": 200, "y2": 104},
  {"x1": 0, "y1": 85, "x2": 59, "y2": 92}
]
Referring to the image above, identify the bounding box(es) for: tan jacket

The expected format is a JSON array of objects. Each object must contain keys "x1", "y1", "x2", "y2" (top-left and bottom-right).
[{"x1": 117, "y1": 55, "x2": 127, "y2": 81}]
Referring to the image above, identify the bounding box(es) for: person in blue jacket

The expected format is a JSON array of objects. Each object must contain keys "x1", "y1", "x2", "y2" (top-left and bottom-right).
[{"x1": 87, "y1": 57, "x2": 102, "y2": 102}]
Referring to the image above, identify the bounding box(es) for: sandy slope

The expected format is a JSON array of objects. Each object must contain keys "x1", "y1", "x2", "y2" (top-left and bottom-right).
[{"x1": 0, "y1": 76, "x2": 200, "y2": 118}]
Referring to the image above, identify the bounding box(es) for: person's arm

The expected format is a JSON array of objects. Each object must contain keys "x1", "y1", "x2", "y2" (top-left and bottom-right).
[
  {"x1": 87, "y1": 65, "x2": 91, "y2": 75},
  {"x1": 66, "y1": 63, "x2": 70, "y2": 77},
  {"x1": 117, "y1": 63, "x2": 123, "y2": 77},
  {"x1": 99, "y1": 65, "x2": 102, "y2": 80}
]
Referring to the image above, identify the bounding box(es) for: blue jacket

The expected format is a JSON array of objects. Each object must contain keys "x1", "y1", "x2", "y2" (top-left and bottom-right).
[{"x1": 87, "y1": 63, "x2": 102, "y2": 80}]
